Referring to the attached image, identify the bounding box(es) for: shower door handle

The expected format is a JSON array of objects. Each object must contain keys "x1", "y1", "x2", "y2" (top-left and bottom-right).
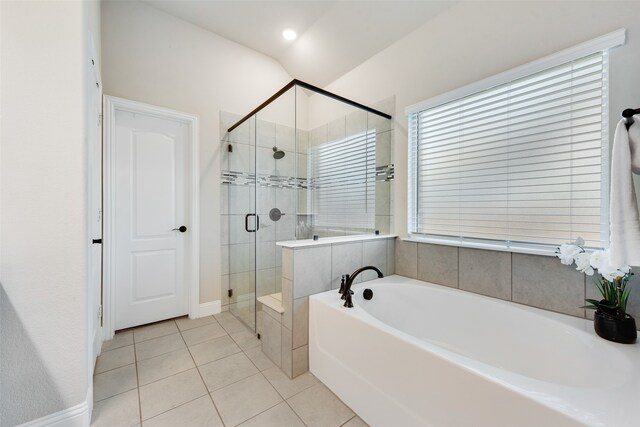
[{"x1": 244, "y1": 214, "x2": 259, "y2": 232}]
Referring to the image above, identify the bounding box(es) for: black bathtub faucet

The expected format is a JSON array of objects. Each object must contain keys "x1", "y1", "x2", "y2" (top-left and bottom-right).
[{"x1": 339, "y1": 266, "x2": 383, "y2": 308}]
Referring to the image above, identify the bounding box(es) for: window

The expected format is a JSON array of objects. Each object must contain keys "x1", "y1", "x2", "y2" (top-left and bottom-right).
[
  {"x1": 310, "y1": 130, "x2": 376, "y2": 231},
  {"x1": 407, "y1": 31, "x2": 626, "y2": 251}
]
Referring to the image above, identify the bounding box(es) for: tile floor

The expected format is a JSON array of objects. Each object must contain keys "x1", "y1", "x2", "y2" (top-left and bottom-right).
[{"x1": 91, "y1": 311, "x2": 368, "y2": 427}]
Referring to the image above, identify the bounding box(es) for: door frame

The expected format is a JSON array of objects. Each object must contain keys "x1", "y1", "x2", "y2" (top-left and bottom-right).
[{"x1": 103, "y1": 96, "x2": 200, "y2": 340}]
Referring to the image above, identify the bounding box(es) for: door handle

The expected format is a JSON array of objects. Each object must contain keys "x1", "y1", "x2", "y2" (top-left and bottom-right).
[
  {"x1": 172, "y1": 226, "x2": 187, "y2": 233},
  {"x1": 244, "y1": 214, "x2": 259, "y2": 232}
]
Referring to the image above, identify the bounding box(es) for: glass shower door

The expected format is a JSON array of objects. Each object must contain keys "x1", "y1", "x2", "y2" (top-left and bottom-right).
[
  {"x1": 227, "y1": 116, "x2": 257, "y2": 331},
  {"x1": 227, "y1": 82, "x2": 296, "y2": 333}
]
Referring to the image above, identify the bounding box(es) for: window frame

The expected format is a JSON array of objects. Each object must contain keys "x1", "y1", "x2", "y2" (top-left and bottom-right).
[{"x1": 405, "y1": 29, "x2": 626, "y2": 256}]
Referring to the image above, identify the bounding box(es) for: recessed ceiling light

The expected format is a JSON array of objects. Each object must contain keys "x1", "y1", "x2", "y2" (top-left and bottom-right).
[{"x1": 282, "y1": 29, "x2": 297, "y2": 41}]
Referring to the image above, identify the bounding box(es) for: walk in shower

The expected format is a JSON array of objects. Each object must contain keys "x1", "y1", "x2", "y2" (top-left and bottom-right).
[{"x1": 221, "y1": 80, "x2": 394, "y2": 332}]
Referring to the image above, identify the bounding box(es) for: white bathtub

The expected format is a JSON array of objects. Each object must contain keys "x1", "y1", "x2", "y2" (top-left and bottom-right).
[{"x1": 309, "y1": 275, "x2": 640, "y2": 427}]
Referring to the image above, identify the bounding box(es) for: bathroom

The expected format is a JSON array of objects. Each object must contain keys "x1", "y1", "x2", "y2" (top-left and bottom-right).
[{"x1": 2, "y1": 1, "x2": 640, "y2": 426}]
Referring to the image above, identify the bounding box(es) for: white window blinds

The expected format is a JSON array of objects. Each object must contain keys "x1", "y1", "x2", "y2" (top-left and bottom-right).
[
  {"x1": 311, "y1": 130, "x2": 376, "y2": 230},
  {"x1": 408, "y1": 52, "x2": 609, "y2": 248}
]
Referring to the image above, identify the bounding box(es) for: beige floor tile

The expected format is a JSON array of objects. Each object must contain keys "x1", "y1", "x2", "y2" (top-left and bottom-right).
[
  {"x1": 95, "y1": 345, "x2": 135, "y2": 374},
  {"x1": 102, "y1": 330, "x2": 133, "y2": 352},
  {"x1": 343, "y1": 415, "x2": 369, "y2": 427},
  {"x1": 91, "y1": 389, "x2": 140, "y2": 427},
  {"x1": 238, "y1": 402, "x2": 304, "y2": 427},
  {"x1": 262, "y1": 366, "x2": 318, "y2": 399},
  {"x1": 211, "y1": 373, "x2": 282, "y2": 427},
  {"x1": 215, "y1": 313, "x2": 248, "y2": 334},
  {"x1": 93, "y1": 364, "x2": 138, "y2": 401},
  {"x1": 135, "y1": 333, "x2": 185, "y2": 361},
  {"x1": 142, "y1": 395, "x2": 223, "y2": 427},
  {"x1": 287, "y1": 383, "x2": 354, "y2": 427},
  {"x1": 243, "y1": 347, "x2": 276, "y2": 371},
  {"x1": 188, "y1": 335, "x2": 241, "y2": 366},
  {"x1": 134, "y1": 320, "x2": 179, "y2": 343},
  {"x1": 213, "y1": 311, "x2": 235, "y2": 321},
  {"x1": 181, "y1": 323, "x2": 228, "y2": 346},
  {"x1": 230, "y1": 330, "x2": 260, "y2": 351},
  {"x1": 137, "y1": 348, "x2": 195, "y2": 386},
  {"x1": 139, "y1": 368, "x2": 207, "y2": 420},
  {"x1": 198, "y1": 352, "x2": 258, "y2": 392},
  {"x1": 175, "y1": 315, "x2": 218, "y2": 331}
]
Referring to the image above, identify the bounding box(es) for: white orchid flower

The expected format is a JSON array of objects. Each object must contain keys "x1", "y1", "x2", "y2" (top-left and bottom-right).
[
  {"x1": 575, "y1": 252, "x2": 594, "y2": 276},
  {"x1": 557, "y1": 244, "x2": 581, "y2": 265},
  {"x1": 599, "y1": 265, "x2": 620, "y2": 282},
  {"x1": 589, "y1": 250, "x2": 607, "y2": 270},
  {"x1": 597, "y1": 260, "x2": 626, "y2": 282}
]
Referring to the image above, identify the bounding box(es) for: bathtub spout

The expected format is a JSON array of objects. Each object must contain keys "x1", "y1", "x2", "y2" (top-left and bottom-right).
[{"x1": 342, "y1": 266, "x2": 383, "y2": 308}]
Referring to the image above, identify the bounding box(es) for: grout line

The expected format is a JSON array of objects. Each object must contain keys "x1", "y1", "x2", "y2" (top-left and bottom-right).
[
  {"x1": 132, "y1": 330, "x2": 143, "y2": 426},
  {"x1": 284, "y1": 398, "x2": 309, "y2": 427},
  {"x1": 132, "y1": 328, "x2": 181, "y2": 344},
  {"x1": 177, "y1": 321, "x2": 227, "y2": 426},
  {"x1": 140, "y1": 393, "x2": 210, "y2": 425},
  {"x1": 175, "y1": 315, "x2": 220, "y2": 333},
  {"x1": 510, "y1": 252, "x2": 513, "y2": 301},
  {"x1": 135, "y1": 349, "x2": 197, "y2": 388},
  {"x1": 94, "y1": 359, "x2": 136, "y2": 376},
  {"x1": 339, "y1": 415, "x2": 357, "y2": 427},
  {"x1": 231, "y1": 393, "x2": 287, "y2": 426},
  {"x1": 99, "y1": 342, "x2": 133, "y2": 352},
  {"x1": 134, "y1": 333, "x2": 186, "y2": 363},
  {"x1": 93, "y1": 384, "x2": 139, "y2": 404}
]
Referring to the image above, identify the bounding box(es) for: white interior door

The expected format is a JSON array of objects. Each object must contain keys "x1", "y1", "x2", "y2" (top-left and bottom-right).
[
  {"x1": 87, "y1": 33, "x2": 103, "y2": 369},
  {"x1": 113, "y1": 109, "x2": 190, "y2": 330}
]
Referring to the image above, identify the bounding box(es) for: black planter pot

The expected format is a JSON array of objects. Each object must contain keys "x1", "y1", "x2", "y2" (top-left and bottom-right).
[{"x1": 594, "y1": 311, "x2": 637, "y2": 344}]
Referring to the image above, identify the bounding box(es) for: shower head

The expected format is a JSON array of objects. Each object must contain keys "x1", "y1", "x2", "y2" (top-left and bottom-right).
[{"x1": 272, "y1": 146, "x2": 285, "y2": 159}]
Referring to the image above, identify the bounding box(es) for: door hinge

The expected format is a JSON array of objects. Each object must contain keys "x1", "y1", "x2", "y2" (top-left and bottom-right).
[
  {"x1": 228, "y1": 289, "x2": 233, "y2": 298},
  {"x1": 98, "y1": 304, "x2": 103, "y2": 319},
  {"x1": 98, "y1": 113, "x2": 103, "y2": 126}
]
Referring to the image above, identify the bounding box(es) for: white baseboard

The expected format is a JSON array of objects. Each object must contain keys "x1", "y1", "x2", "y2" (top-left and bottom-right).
[
  {"x1": 19, "y1": 388, "x2": 91, "y2": 427},
  {"x1": 198, "y1": 300, "x2": 221, "y2": 317}
]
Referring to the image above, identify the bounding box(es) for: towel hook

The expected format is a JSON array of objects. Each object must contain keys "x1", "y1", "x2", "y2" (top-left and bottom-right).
[{"x1": 623, "y1": 108, "x2": 639, "y2": 130}]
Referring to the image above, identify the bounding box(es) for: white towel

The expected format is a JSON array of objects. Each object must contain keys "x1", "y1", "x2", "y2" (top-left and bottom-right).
[{"x1": 609, "y1": 115, "x2": 640, "y2": 267}]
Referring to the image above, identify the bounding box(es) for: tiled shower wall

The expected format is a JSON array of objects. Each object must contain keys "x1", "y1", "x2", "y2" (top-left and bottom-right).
[
  {"x1": 220, "y1": 112, "x2": 306, "y2": 320},
  {"x1": 395, "y1": 239, "x2": 640, "y2": 321}
]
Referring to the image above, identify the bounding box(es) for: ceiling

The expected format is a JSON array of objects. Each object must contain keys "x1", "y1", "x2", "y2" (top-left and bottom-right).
[{"x1": 143, "y1": 1, "x2": 455, "y2": 86}]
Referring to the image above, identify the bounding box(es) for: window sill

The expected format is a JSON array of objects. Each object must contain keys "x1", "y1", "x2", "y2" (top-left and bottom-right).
[{"x1": 403, "y1": 235, "x2": 561, "y2": 257}]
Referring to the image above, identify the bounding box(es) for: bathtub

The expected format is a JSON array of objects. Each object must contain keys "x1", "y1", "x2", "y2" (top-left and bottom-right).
[{"x1": 309, "y1": 275, "x2": 640, "y2": 427}]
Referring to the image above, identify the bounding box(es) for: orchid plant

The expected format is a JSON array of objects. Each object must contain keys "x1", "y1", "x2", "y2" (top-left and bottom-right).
[{"x1": 557, "y1": 238, "x2": 634, "y2": 317}]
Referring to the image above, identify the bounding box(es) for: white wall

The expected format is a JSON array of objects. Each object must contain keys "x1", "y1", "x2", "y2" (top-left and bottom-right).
[
  {"x1": 101, "y1": 1, "x2": 292, "y2": 305},
  {"x1": 312, "y1": 1, "x2": 640, "y2": 236},
  {"x1": 0, "y1": 0, "x2": 98, "y2": 424}
]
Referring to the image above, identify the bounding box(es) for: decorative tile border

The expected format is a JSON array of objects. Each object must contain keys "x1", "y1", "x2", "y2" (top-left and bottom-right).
[
  {"x1": 222, "y1": 164, "x2": 394, "y2": 188},
  {"x1": 376, "y1": 164, "x2": 394, "y2": 182},
  {"x1": 222, "y1": 171, "x2": 308, "y2": 189}
]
